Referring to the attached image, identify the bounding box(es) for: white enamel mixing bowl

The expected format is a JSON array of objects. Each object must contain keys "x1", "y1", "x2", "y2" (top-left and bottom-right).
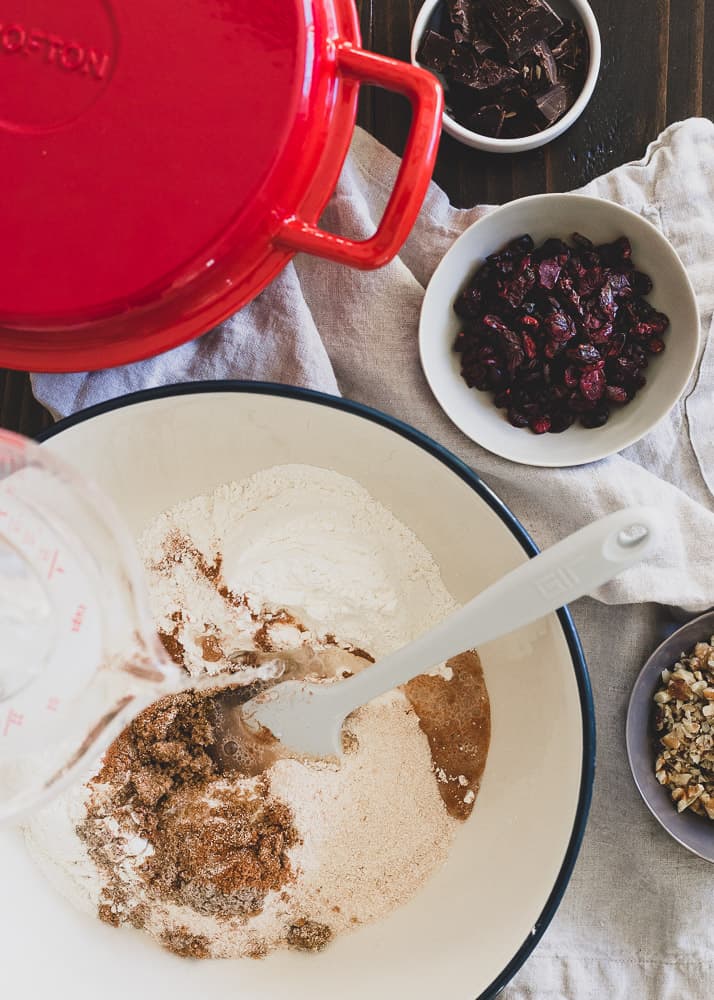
[{"x1": 0, "y1": 384, "x2": 594, "y2": 1000}]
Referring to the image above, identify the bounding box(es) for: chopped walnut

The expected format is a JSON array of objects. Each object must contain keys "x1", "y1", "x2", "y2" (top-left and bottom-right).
[{"x1": 653, "y1": 636, "x2": 714, "y2": 821}]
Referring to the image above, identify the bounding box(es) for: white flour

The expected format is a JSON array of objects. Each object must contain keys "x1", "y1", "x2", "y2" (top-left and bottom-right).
[{"x1": 24, "y1": 465, "x2": 463, "y2": 958}]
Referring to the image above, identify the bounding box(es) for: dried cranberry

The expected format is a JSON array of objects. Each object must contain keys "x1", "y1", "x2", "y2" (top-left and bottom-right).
[
  {"x1": 507, "y1": 235, "x2": 535, "y2": 254},
  {"x1": 507, "y1": 408, "x2": 530, "y2": 428},
  {"x1": 580, "y1": 368, "x2": 606, "y2": 402},
  {"x1": 567, "y1": 343, "x2": 602, "y2": 365},
  {"x1": 564, "y1": 365, "x2": 579, "y2": 388},
  {"x1": 580, "y1": 405, "x2": 610, "y2": 429},
  {"x1": 549, "y1": 411, "x2": 576, "y2": 433},
  {"x1": 544, "y1": 311, "x2": 576, "y2": 342},
  {"x1": 571, "y1": 232, "x2": 594, "y2": 250},
  {"x1": 453, "y1": 232, "x2": 667, "y2": 435},
  {"x1": 606, "y1": 385, "x2": 629, "y2": 404},
  {"x1": 488, "y1": 365, "x2": 509, "y2": 389},
  {"x1": 483, "y1": 314, "x2": 512, "y2": 336},
  {"x1": 522, "y1": 333, "x2": 538, "y2": 360},
  {"x1": 576, "y1": 267, "x2": 604, "y2": 297},
  {"x1": 498, "y1": 268, "x2": 535, "y2": 308},
  {"x1": 529, "y1": 416, "x2": 552, "y2": 434},
  {"x1": 589, "y1": 323, "x2": 614, "y2": 345},
  {"x1": 537, "y1": 259, "x2": 562, "y2": 289},
  {"x1": 607, "y1": 272, "x2": 632, "y2": 298},
  {"x1": 538, "y1": 237, "x2": 570, "y2": 258},
  {"x1": 631, "y1": 271, "x2": 653, "y2": 295},
  {"x1": 606, "y1": 333, "x2": 627, "y2": 357},
  {"x1": 454, "y1": 287, "x2": 483, "y2": 319}
]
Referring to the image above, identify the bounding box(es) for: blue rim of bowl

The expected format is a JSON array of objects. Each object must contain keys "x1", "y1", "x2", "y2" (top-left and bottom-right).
[{"x1": 36, "y1": 380, "x2": 595, "y2": 1000}]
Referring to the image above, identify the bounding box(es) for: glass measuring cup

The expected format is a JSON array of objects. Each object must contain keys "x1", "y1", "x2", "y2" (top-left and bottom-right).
[{"x1": 0, "y1": 429, "x2": 183, "y2": 824}]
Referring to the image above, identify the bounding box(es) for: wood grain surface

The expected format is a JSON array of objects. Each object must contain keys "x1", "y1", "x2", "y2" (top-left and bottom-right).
[{"x1": 1, "y1": 0, "x2": 711, "y2": 436}]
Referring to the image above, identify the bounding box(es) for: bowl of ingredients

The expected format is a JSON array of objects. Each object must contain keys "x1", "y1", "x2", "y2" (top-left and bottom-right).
[
  {"x1": 627, "y1": 610, "x2": 714, "y2": 863},
  {"x1": 411, "y1": 0, "x2": 601, "y2": 152},
  {"x1": 0, "y1": 384, "x2": 593, "y2": 1000},
  {"x1": 420, "y1": 193, "x2": 700, "y2": 467}
]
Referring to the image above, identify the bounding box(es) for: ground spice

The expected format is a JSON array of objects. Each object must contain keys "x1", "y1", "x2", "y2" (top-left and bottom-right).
[{"x1": 405, "y1": 651, "x2": 491, "y2": 821}]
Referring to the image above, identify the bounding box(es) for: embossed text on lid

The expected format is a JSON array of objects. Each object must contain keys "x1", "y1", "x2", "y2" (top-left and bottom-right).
[{"x1": 0, "y1": 1, "x2": 117, "y2": 133}]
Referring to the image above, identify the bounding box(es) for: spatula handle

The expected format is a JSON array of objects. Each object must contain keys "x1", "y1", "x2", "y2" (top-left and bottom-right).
[{"x1": 326, "y1": 507, "x2": 662, "y2": 718}]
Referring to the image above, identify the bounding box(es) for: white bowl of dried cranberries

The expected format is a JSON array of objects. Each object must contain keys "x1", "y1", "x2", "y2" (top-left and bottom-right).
[{"x1": 419, "y1": 193, "x2": 700, "y2": 467}]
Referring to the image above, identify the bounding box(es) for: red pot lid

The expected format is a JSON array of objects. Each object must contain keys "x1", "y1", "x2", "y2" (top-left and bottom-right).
[{"x1": 0, "y1": 1, "x2": 442, "y2": 371}]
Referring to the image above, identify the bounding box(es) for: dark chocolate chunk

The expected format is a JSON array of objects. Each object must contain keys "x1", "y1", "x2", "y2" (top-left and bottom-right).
[
  {"x1": 532, "y1": 82, "x2": 572, "y2": 124},
  {"x1": 416, "y1": 29, "x2": 457, "y2": 73},
  {"x1": 550, "y1": 19, "x2": 588, "y2": 80},
  {"x1": 532, "y1": 40, "x2": 558, "y2": 85},
  {"x1": 449, "y1": 0, "x2": 480, "y2": 40},
  {"x1": 468, "y1": 103, "x2": 507, "y2": 137},
  {"x1": 469, "y1": 32, "x2": 498, "y2": 56},
  {"x1": 449, "y1": 44, "x2": 482, "y2": 85},
  {"x1": 481, "y1": 0, "x2": 562, "y2": 61},
  {"x1": 518, "y1": 39, "x2": 558, "y2": 92},
  {"x1": 465, "y1": 55, "x2": 519, "y2": 92}
]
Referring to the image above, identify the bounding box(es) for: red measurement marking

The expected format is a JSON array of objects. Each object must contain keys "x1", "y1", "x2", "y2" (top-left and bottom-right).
[
  {"x1": 46, "y1": 697, "x2": 61, "y2": 712},
  {"x1": 0, "y1": 509, "x2": 7, "y2": 516},
  {"x1": 2, "y1": 709, "x2": 24, "y2": 737},
  {"x1": 70, "y1": 604, "x2": 86, "y2": 633},
  {"x1": 47, "y1": 549, "x2": 65, "y2": 580}
]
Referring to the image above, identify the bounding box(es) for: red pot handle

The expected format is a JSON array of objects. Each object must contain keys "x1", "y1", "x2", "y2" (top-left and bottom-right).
[{"x1": 275, "y1": 44, "x2": 443, "y2": 270}]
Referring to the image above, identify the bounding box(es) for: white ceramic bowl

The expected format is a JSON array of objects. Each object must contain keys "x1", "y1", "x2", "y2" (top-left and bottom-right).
[
  {"x1": 0, "y1": 385, "x2": 593, "y2": 1000},
  {"x1": 410, "y1": 0, "x2": 601, "y2": 153},
  {"x1": 420, "y1": 194, "x2": 701, "y2": 467}
]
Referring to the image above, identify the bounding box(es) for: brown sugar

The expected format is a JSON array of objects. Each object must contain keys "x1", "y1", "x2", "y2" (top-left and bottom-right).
[
  {"x1": 160, "y1": 927, "x2": 211, "y2": 959},
  {"x1": 79, "y1": 685, "x2": 298, "y2": 925},
  {"x1": 286, "y1": 919, "x2": 333, "y2": 952}
]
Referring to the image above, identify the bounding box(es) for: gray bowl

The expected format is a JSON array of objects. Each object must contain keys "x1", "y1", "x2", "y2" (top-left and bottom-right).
[{"x1": 627, "y1": 609, "x2": 714, "y2": 862}]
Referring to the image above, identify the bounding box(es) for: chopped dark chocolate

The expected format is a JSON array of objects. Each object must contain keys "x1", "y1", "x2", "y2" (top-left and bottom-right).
[
  {"x1": 449, "y1": 45, "x2": 482, "y2": 85},
  {"x1": 550, "y1": 20, "x2": 588, "y2": 80},
  {"x1": 415, "y1": 0, "x2": 588, "y2": 141},
  {"x1": 465, "y1": 54, "x2": 519, "y2": 91},
  {"x1": 518, "y1": 40, "x2": 558, "y2": 93},
  {"x1": 448, "y1": 0, "x2": 480, "y2": 41},
  {"x1": 469, "y1": 32, "x2": 498, "y2": 56},
  {"x1": 416, "y1": 29, "x2": 456, "y2": 73},
  {"x1": 533, "y1": 40, "x2": 558, "y2": 86},
  {"x1": 468, "y1": 103, "x2": 507, "y2": 137},
  {"x1": 480, "y1": 0, "x2": 562, "y2": 61},
  {"x1": 533, "y1": 82, "x2": 572, "y2": 125}
]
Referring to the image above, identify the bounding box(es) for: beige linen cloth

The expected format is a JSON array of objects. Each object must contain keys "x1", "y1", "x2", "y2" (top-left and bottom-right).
[{"x1": 33, "y1": 118, "x2": 714, "y2": 998}]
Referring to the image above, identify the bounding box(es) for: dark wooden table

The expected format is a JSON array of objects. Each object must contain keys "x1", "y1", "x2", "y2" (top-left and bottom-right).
[{"x1": 2, "y1": 0, "x2": 711, "y2": 436}]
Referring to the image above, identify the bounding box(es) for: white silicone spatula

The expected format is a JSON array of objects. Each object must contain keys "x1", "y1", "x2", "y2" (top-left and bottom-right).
[{"x1": 242, "y1": 507, "x2": 661, "y2": 757}]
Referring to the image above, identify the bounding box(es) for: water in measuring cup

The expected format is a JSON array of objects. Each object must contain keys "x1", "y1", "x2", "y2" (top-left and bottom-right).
[
  {"x1": 0, "y1": 431, "x2": 169, "y2": 824},
  {"x1": 0, "y1": 537, "x2": 55, "y2": 702}
]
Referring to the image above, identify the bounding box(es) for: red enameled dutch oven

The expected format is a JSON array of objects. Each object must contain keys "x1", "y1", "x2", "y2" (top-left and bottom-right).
[{"x1": 0, "y1": 1, "x2": 443, "y2": 372}]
